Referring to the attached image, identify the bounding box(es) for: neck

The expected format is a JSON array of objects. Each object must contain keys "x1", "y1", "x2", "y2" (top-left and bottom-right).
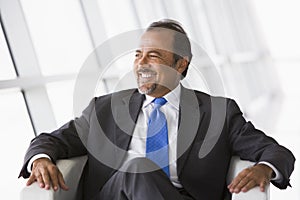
[{"x1": 148, "y1": 83, "x2": 179, "y2": 98}]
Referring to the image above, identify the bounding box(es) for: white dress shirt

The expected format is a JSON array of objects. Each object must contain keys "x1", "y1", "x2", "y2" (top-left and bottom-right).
[{"x1": 124, "y1": 84, "x2": 182, "y2": 187}]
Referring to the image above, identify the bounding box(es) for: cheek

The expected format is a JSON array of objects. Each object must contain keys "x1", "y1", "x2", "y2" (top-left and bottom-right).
[
  {"x1": 133, "y1": 64, "x2": 138, "y2": 74},
  {"x1": 159, "y1": 66, "x2": 178, "y2": 77}
]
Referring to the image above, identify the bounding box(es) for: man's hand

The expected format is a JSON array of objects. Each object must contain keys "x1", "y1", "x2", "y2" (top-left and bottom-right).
[
  {"x1": 26, "y1": 158, "x2": 69, "y2": 191},
  {"x1": 228, "y1": 164, "x2": 273, "y2": 193}
]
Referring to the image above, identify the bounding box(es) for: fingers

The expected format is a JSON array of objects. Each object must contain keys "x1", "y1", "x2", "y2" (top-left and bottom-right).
[
  {"x1": 48, "y1": 165, "x2": 59, "y2": 191},
  {"x1": 240, "y1": 180, "x2": 256, "y2": 192},
  {"x1": 39, "y1": 166, "x2": 69, "y2": 191},
  {"x1": 58, "y1": 172, "x2": 69, "y2": 191},
  {"x1": 26, "y1": 173, "x2": 38, "y2": 186},
  {"x1": 50, "y1": 166, "x2": 69, "y2": 191},
  {"x1": 228, "y1": 168, "x2": 251, "y2": 193},
  {"x1": 28, "y1": 165, "x2": 50, "y2": 189},
  {"x1": 228, "y1": 165, "x2": 271, "y2": 193},
  {"x1": 260, "y1": 180, "x2": 267, "y2": 192},
  {"x1": 40, "y1": 167, "x2": 51, "y2": 189},
  {"x1": 27, "y1": 158, "x2": 68, "y2": 191}
]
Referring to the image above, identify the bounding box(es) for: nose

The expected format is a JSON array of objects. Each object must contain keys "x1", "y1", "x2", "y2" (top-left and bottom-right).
[{"x1": 136, "y1": 54, "x2": 148, "y2": 67}]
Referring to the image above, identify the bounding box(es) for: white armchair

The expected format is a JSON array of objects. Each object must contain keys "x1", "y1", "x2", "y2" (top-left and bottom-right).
[{"x1": 20, "y1": 156, "x2": 269, "y2": 200}]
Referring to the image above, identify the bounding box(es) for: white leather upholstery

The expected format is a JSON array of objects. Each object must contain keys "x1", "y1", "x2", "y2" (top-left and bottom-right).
[{"x1": 20, "y1": 156, "x2": 269, "y2": 200}]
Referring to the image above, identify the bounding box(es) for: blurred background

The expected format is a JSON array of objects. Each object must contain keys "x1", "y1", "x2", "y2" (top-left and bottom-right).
[{"x1": 0, "y1": 0, "x2": 299, "y2": 199}]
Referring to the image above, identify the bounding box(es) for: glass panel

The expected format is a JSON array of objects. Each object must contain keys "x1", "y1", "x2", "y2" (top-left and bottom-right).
[
  {"x1": 133, "y1": 0, "x2": 168, "y2": 27},
  {"x1": 162, "y1": 0, "x2": 199, "y2": 43},
  {"x1": 0, "y1": 21, "x2": 17, "y2": 80},
  {"x1": 20, "y1": 0, "x2": 93, "y2": 76},
  {"x1": 0, "y1": 89, "x2": 35, "y2": 199},
  {"x1": 46, "y1": 55, "x2": 137, "y2": 127},
  {"x1": 202, "y1": 0, "x2": 239, "y2": 54},
  {"x1": 98, "y1": 51, "x2": 137, "y2": 93},
  {"x1": 97, "y1": 0, "x2": 139, "y2": 37},
  {"x1": 46, "y1": 80, "x2": 76, "y2": 127},
  {"x1": 187, "y1": 0, "x2": 217, "y2": 53},
  {"x1": 253, "y1": 0, "x2": 300, "y2": 58},
  {"x1": 162, "y1": 0, "x2": 217, "y2": 56},
  {"x1": 47, "y1": 78, "x2": 116, "y2": 127}
]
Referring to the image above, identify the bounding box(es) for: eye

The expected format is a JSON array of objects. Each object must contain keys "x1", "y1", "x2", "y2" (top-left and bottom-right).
[
  {"x1": 149, "y1": 53, "x2": 160, "y2": 59},
  {"x1": 135, "y1": 52, "x2": 142, "y2": 58}
]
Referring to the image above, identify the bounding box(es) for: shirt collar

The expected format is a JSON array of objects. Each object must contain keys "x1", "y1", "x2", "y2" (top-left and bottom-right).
[{"x1": 142, "y1": 84, "x2": 181, "y2": 111}]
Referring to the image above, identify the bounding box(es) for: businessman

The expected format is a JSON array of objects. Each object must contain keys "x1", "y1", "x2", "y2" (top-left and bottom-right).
[{"x1": 19, "y1": 19, "x2": 295, "y2": 199}]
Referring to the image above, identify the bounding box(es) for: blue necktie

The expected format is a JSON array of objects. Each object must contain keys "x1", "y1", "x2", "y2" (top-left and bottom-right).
[{"x1": 146, "y1": 97, "x2": 170, "y2": 177}]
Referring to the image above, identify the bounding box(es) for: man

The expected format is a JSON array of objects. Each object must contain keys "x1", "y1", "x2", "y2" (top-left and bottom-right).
[{"x1": 19, "y1": 19, "x2": 295, "y2": 200}]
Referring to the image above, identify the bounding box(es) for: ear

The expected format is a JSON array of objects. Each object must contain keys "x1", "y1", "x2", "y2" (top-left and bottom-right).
[{"x1": 175, "y1": 56, "x2": 189, "y2": 74}]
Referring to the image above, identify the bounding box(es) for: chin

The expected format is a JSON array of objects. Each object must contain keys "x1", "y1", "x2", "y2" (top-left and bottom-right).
[{"x1": 138, "y1": 84, "x2": 157, "y2": 95}]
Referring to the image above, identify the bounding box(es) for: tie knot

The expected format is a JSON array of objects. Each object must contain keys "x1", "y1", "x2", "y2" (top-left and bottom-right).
[{"x1": 153, "y1": 97, "x2": 167, "y2": 107}]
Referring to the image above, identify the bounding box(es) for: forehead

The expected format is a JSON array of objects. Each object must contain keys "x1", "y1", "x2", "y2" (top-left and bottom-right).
[{"x1": 138, "y1": 29, "x2": 174, "y2": 52}]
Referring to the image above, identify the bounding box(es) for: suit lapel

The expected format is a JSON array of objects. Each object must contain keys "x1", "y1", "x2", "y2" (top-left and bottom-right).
[
  {"x1": 114, "y1": 90, "x2": 145, "y2": 151},
  {"x1": 177, "y1": 87, "x2": 205, "y2": 175}
]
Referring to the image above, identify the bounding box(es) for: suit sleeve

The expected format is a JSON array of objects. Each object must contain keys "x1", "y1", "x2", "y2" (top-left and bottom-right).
[
  {"x1": 226, "y1": 99, "x2": 295, "y2": 189},
  {"x1": 19, "y1": 98, "x2": 96, "y2": 178}
]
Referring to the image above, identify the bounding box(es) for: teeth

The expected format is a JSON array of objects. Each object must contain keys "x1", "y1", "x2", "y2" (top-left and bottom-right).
[{"x1": 140, "y1": 73, "x2": 155, "y2": 78}]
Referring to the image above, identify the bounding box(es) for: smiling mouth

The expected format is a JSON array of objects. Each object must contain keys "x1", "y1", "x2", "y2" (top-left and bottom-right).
[
  {"x1": 139, "y1": 72, "x2": 156, "y2": 78},
  {"x1": 137, "y1": 70, "x2": 157, "y2": 83}
]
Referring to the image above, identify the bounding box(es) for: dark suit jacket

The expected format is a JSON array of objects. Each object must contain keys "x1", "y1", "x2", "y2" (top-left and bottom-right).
[{"x1": 19, "y1": 87, "x2": 295, "y2": 200}]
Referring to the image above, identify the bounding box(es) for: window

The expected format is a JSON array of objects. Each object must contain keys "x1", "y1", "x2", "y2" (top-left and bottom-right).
[
  {"x1": 0, "y1": 89, "x2": 34, "y2": 200},
  {"x1": 1, "y1": 1, "x2": 296, "y2": 199},
  {"x1": 97, "y1": 0, "x2": 139, "y2": 37},
  {"x1": 0, "y1": 21, "x2": 16, "y2": 80},
  {"x1": 20, "y1": 0, "x2": 93, "y2": 76}
]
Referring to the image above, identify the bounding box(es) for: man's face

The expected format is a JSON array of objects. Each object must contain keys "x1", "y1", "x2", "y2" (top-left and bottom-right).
[{"x1": 134, "y1": 29, "x2": 186, "y2": 97}]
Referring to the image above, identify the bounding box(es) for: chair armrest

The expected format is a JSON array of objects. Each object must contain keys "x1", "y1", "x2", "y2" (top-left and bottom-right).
[
  {"x1": 227, "y1": 156, "x2": 270, "y2": 200},
  {"x1": 20, "y1": 155, "x2": 88, "y2": 200}
]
